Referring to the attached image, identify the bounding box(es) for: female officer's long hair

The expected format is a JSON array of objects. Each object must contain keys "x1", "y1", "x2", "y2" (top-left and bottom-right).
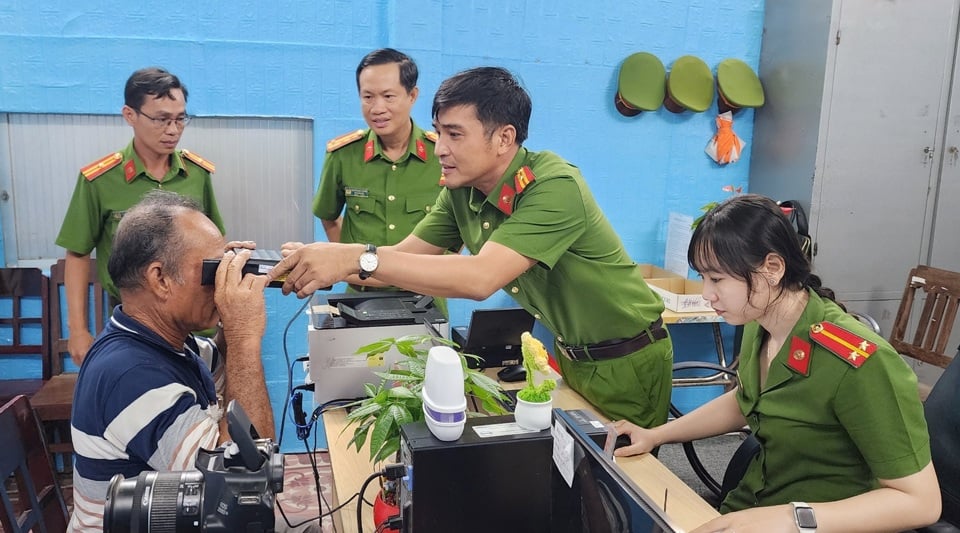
[{"x1": 687, "y1": 194, "x2": 839, "y2": 305}]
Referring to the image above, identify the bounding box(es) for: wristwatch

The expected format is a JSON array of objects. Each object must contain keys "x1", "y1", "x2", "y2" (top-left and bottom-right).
[
  {"x1": 791, "y1": 502, "x2": 817, "y2": 532},
  {"x1": 358, "y1": 244, "x2": 378, "y2": 280}
]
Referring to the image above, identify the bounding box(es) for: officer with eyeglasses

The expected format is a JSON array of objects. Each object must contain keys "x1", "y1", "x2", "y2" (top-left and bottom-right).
[{"x1": 56, "y1": 66, "x2": 226, "y2": 366}]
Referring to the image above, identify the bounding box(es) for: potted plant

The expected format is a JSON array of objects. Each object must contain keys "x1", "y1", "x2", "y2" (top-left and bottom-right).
[
  {"x1": 343, "y1": 333, "x2": 509, "y2": 528},
  {"x1": 514, "y1": 332, "x2": 557, "y2": 430}
]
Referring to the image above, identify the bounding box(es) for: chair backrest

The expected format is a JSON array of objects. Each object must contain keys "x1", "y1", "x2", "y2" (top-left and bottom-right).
[
  {"x1": 47, "y1": 258, "x2": 107, "y2": 375},
  {"x1": 0, "y1": 268, "x2": 51, "y2": 378},
  {"x1": 0, "y1": 395, "x2": 69, "y2": 533},
  {"x1": 889, "y1": 265, "x2": 960, "y2": 368}
]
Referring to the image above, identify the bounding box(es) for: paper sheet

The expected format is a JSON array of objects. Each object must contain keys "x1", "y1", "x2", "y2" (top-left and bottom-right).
[{"x1": 665, "y1": 212, "x2": 694, "y2": 277}]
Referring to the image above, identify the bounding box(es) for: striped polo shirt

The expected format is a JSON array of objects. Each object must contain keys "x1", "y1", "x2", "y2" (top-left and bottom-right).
[{"x1": 68, "y1": 307, "x2": 223, "y2": 532}]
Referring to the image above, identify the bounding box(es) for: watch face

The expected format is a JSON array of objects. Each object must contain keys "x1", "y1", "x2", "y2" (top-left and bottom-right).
[
  {"x1": 360, "y1": 253, "x2": 378, "y2": 272},
  {"x1": 796, "y1": 507, "x2": 817, "y2": 529}
]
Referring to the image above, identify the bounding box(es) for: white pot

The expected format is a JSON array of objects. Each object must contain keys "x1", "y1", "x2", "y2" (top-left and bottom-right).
[{"x1": 514, "y1": 397, "x2": 553, "y2": 430}]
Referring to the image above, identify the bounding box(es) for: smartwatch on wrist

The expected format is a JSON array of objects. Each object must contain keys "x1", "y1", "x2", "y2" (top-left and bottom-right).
[
  {"x1": 791, "y1": 502, "x2": 817, "y2": 532},
  {"x1": 358, "y1": 244, "x2": 378, "y2": 280}
]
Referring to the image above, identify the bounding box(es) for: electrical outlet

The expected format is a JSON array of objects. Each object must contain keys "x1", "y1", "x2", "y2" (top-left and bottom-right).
[{"x1": 302, "y1": 360, "x2": 310, "y2": 374}]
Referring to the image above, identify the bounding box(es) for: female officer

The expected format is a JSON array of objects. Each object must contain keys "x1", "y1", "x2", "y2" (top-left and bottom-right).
[{"x1": 611, "y1": 194, "x2": 940, "y2": 532}]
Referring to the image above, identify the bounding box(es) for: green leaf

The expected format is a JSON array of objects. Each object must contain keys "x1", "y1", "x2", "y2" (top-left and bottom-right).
[{"x1": 354, "y1": 338, "x2": 396, "y2": 355}]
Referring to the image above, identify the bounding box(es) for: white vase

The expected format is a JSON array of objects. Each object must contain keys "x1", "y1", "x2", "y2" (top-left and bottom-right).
[{"x1": 514, "y1": 397, "x2": 553, "y2": 430}]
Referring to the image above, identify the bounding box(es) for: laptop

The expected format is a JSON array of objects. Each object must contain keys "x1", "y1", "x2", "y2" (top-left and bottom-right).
[{"x1": 452, "y1": 307, "x2": 536, "y2": 369}]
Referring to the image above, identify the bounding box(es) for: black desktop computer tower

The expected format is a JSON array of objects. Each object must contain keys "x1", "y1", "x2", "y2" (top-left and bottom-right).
[{"x1": 397, "y1": 415, "x2": 552, "y2": 533}]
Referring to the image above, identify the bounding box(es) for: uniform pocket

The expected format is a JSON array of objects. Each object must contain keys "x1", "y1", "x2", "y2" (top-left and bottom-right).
[{"x1": 406, "y1": 194, "x2": 438, "y2": 214}]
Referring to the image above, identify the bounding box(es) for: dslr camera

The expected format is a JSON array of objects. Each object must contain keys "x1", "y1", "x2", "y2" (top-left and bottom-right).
[{"x1": 104, "y1": 401, "x2": 284, "y2": 533}]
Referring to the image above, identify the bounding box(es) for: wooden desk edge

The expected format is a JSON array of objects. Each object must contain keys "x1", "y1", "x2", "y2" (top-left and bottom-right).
[{"x1": 322, "y1": 376, "x2": 720, "y2": 533}]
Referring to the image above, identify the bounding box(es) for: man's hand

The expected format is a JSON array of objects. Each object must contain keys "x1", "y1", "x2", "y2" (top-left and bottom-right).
[
  {"x1": 214, "y1": 250, "x2": 268, "y2": 344},
  {"x1": 68, "y1": 329, "x2": 95, "y2": 366},
  {"x1": 268, "y1": 242, "x2": 362, "y2": 298},
  {"x1": 280, "y1": 241, "x2": 305, "y2": 257},
  {"x1": 224, "y1": 240, "x2": 256, "y2": 252}
]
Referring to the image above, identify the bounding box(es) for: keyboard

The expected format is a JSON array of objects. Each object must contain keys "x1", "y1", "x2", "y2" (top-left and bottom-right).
[{"x1": 497, "y1": 389, "x2": 519, "y2": 412}]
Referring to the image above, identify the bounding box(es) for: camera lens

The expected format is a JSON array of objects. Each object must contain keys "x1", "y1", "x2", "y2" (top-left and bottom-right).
[{"x1": 104, "y1": 470, "x2": 204, "y2": 533}]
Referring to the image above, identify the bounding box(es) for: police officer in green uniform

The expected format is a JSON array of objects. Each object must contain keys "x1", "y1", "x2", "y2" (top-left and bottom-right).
[
  {"x1": 271, "y1": 67, "x2": 674, "y2": 430},
  {"x1": 612, "y1": 195, "x2": 940, "y2": 532},
  {"x1": 55, "y1": 67, "x2": 225, "y2": 366},
  {"x1": 313, "y1": 48, "x2": 443, "y2": 282}
]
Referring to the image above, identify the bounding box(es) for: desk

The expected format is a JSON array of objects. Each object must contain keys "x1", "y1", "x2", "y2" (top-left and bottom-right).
[{"x1": 322, "y1": 372, "x2": 720, "y2": 533}]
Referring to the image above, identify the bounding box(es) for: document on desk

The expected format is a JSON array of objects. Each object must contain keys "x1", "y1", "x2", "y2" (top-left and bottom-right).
[{"x1": 551, "y1": 420, "x2": 575, "y2": 487}]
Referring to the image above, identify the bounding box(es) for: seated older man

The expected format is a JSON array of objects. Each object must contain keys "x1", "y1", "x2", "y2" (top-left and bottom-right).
[{"x1": 68, "y1": 190, "x2": 274, "y2": 532}]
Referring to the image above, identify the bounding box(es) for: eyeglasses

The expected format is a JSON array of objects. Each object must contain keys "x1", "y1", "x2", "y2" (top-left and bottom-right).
[{"x1": 135, "y1": 109, "x2": 192, "y2": 129}]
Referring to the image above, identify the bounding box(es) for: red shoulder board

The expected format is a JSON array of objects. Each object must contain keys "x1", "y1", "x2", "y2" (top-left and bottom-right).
[
  {"x1": 80, "y1": 152, "x2": 123, "y2": 181},
  {"x1": 424, "y1": 131, "x2": 438, "y2": 143},
  {"x1": 181, "y1": 149, "x2": 216, "y2": 173},
  {"x1": 326, "y1": 129, "x2": 365, "y2": 152},
  {"x1": 416, "y1": 139, "x2": 427, "y2": 160},
  {"x1": 809, "y1": 321, "x2": 878, "y2": 368},
  {"x1": 514, "y1": 166, "x2": 535, "y2": 193},
  {"x1": 786, "y1": 336, "x2": 812, "y2": 376},
  {"x1": 438, "y1": 173, "x2": 446, "y2": 186},
  {"x1": 496, "y1": 183, "x2": 517, "y2": 215}
]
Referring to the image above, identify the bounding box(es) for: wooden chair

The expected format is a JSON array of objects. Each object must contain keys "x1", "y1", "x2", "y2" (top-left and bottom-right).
[
  {"x1": 889, "y1": 265, "x2": 960, "y2": 370},
  {"x1": 30, "y1": 258, "x2": 107, "y2": 477},
  {"x1": 0, "y1": 268, "x2": 50, "y2": 404},
  {"x1": 0, "y1": 394, "x2": 69, "y2": 533}
]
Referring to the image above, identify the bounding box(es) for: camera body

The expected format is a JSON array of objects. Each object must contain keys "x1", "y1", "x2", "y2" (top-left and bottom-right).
[{"x1": 104, "y1": 401, "x2": 284, "y2": 533}]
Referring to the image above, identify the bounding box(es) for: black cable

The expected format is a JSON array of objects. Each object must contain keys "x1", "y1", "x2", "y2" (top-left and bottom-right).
[
  {"x1": 278, "y1": 297, "x2": 310, "y2": 448},
  {"x1": 356, "y1": 470, "x2": 385, "y2": 533}
]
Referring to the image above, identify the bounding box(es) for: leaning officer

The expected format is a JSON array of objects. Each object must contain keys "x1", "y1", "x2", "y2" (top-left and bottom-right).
[{"x1": 272, "y1": 67, "x2": 673, "y2": 430}]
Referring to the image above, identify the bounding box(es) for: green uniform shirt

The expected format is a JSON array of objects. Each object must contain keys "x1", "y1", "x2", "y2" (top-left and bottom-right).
[
  {"x1": 413, "y1": 148, "x2": 672, "y2": 427},
  {"x1": 55, "y1": 140, "x2": 225, "y2": 299},
  {"x1": 723, "y1": 290, "x2": 931, "y2": 512},
  {"x1": 414, "y1": 147, "x2": 662, "y2": 344},
  {"x1": 313, "y1": 122, "x2": 442, "y2": 246}
]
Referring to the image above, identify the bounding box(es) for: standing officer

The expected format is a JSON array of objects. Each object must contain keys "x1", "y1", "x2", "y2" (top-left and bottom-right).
[
  {"x1": 55, "y1": 67, "x2": 224, "y2": 366},
  {"x1": 313, "y1": 48, "x2": 442, "y2": 251},
  {"x1": 272, "y1": 67, "x2": 673, "y2": 429}
]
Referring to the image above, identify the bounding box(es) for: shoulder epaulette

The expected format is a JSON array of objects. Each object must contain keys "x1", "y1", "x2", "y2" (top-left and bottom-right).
[
  {"x1": 424, "y1": 131, "x2": 438, "y2": 143},
  {"x1": 80, "y1": 152, "x2": 123, "y2": 181},
  {"x1": 181, "y1": 149, "x2": 216, "y2": 173},
  {"x1": 327, "y1": 129, "x2": 365, "y2": 152},
  {"x1": 809, "y1": 321, "x2": 878, "y2": 368}
]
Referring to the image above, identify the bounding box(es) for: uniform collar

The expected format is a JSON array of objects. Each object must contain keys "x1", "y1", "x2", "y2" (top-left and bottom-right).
[
  {"x1": 362, "y1": 120, "x2": 430, "y2": 164},
  {"x1": 766, "y1": 289, "x2": 827, "y2": 387},
  {"x1": 120, "y1": 139, "x2": 188, "y2": 183},
  {"x1": 468, "y1": 147, "x2": 530, "y2": 215}
]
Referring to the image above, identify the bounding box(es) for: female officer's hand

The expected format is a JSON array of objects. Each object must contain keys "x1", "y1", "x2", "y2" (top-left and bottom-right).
[
  {"x1": 691, "y1": 505, "x2": 797, "y2": 533},
  {"x1": 609, "y1": 419, "x2": 659, "y2": 457}
]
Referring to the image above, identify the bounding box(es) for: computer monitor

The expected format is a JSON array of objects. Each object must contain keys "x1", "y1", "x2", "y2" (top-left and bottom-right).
[
  {"x1": 453, "y1": 307, "x2": 536, "y2": 369},
  {"x1": 551, "y1": 409, "x2": 679, "y2": 533}
]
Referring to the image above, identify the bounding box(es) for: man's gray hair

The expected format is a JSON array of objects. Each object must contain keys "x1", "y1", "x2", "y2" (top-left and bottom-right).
[{"x1": 108, "y1": 190, "x2": 203, "y2": 291}]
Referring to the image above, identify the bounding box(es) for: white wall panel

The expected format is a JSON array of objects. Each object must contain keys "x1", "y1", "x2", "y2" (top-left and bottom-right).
[{"x1": 0, "y1": 113, "x2": 313, "y2": 266}]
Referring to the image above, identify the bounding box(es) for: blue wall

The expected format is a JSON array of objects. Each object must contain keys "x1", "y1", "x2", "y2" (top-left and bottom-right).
[{"x1": 0, "y1": 0, "x2": 762, "y2": 449}]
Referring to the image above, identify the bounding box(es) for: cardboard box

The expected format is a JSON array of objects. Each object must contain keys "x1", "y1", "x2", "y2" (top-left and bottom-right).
[
  {"x1": 646, "y1": 277, "x2": 713, "y2": 313},
  {"x1": 637, "y1": 263, "x2": 679, "y2": 280}
]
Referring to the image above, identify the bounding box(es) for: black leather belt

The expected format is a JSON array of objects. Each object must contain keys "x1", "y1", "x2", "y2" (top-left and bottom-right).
[{"x1": 558, "y1": 318, "x2": 667, "y2": 362}]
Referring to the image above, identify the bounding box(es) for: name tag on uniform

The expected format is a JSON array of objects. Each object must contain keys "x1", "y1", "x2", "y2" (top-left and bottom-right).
[{"x1": 344, "y1": 187, "x2": 369, "y2": 198}]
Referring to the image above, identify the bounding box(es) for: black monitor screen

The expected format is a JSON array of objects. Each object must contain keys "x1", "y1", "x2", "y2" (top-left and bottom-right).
[{"x1": 551, "y1": 409, "x2": 678, "y2": 533}]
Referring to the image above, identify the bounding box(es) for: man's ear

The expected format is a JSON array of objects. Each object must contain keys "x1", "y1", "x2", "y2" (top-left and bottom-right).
[
  {"x1": 495, "y1": 124, "x2": 517, "y2": 154},
  {"x1": 121, "y1": 105, "x2": 137, "y2": 127},
  {"x1": 143, "y1": 261, "x2": 172, "y2": 299}
]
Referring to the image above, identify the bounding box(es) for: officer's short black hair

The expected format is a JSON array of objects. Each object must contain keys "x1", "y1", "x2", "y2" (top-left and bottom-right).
[
  {"x1": 124, "y1": 67, "x2": 188, "y2": 110},
  {"x1": 432, "y1": 66, "x2": 531, "y2": 146},
  {"x1": 356, "y1": 48, "x2": 418, "y2": 94}
]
